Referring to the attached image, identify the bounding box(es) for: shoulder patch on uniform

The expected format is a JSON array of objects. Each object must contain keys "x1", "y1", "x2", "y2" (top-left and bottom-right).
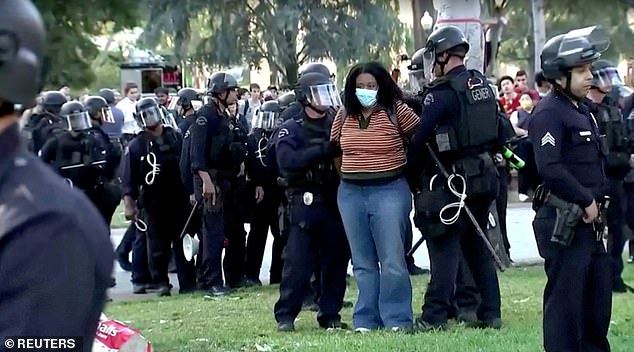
[
  {"x1": 541, "y1": 132, "x2": 556, "y2": 147},
  {"x1": 278, "y1": 128, "x2": 289, "y2": 139},
  {"x1": 195, "y1": 116, "x2": 207, "y2": 126},
  {"x1": 423, "y1": 93, "x2": 434, "y2": 106}
]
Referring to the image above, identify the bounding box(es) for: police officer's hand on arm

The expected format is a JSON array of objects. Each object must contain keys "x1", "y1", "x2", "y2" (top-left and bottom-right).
[
  {"x1": 255, "y1": 185, "x2": 264, "y2": 204},
  {"x1": 123, "y1": 195, "x2": 137, "y2": 220}
]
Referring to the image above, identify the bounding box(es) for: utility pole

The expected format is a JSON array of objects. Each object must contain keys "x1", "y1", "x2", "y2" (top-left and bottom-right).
[
  {"x1": 532, "y1": 0, "x2": 546, "y2": 73},
  {"x1": 433, "y1": 0, "x2": 483, "y2": 72}
]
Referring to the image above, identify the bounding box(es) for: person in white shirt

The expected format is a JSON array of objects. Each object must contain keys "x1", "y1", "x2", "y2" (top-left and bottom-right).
[{"x1": 116, "y1": 82, "x2": 140, "y2": 143}]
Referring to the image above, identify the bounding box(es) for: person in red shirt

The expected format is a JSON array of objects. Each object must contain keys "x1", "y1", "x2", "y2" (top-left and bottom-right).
[
  {"x1": 514, "y1": 70, "x2": 541, "y2": 102},
  {"x1": 498, "y1": 75, "x2": 520, "y2": 116}
]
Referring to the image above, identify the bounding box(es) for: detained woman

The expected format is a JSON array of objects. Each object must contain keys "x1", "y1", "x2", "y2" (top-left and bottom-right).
[{"x1": 330, "y1": 62, "x2": 420, "y2": 332}]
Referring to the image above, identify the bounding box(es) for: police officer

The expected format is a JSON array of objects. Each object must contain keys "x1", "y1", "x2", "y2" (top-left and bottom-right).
[
  {"x1": 24, "y1": 90, "x2": 66, "y2": 152},
  {"x1": 188, "y1": 71, "x2": 241, "y2": 296},
  {"x1": 40, "y1": 100, "x2": 119, "y2": 227},
  {"x1": 176, "y1": 87, "x2": 201, "y2": 132},
  {"x1": 121, "y1": 97, "x2": 196, "y2": 296},
  {"x1": 84, "y1": 96, "x2": 122, "y2": 226},
  {"x1": 409, "y1": 26, "x2": 501, "y2": 331},
  {"x1": 278, "y1": 91, "x2": 296, "y2": 114},
  {"x1": 0, "y1": 1, "x2": 112, "y2": 347},
  {"x1": 273, "y1": 72, "x2": 350, "y2": 332},
  {"x1": 586, "y1": 59, "x2": 634, "y2": 294},
  {"x1": 530, "y1": 26, "x2": 611, "y2": 351},
  {"x1": 99, "y1": 88, "x2": 125, "y2": 139},
  {"x1": 244, "y1": 100, "x2": 285, "y2": 285}
]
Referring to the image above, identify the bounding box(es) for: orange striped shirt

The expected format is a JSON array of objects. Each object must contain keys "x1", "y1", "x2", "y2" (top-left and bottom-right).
[{"x1": 330, "y1": 100, "x2": 420, "y2": 177}]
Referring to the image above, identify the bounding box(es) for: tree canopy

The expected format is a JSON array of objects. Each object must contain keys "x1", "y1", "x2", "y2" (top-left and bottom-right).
[
  {"x1": 140, "y1": 0, "x2": 406, "y2": 87},
  {"x1": 33, "y1": 0, "x2": 138, "y2": 90}
]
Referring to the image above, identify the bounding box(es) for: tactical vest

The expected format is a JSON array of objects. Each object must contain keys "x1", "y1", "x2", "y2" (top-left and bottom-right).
[
  {"x1": 139, "y1": 127, "x2": 182, "y2": 193},
  {"x1": 433, "y1": 70, "x2": 498, "y2": 158},
  {"x1": 199, "y1": 104, "x2": 234, "y2": 171},
  {"x1": 283, "y1": 117, "x2": 339, "y2": 191},
  {"x1": 52, "y1": 131, "x2": 108, "y2": 189},
  {"x1": 229, "y1": 115, "x2": 248, "y2": 169},
  {"x1": 595, "y1": 102, "x2": 631, "y2": 175}
]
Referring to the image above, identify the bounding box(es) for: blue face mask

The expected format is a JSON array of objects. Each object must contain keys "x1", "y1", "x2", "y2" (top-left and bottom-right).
[{"x1": 355, "y1": 88, "x2": 378, "y2": 108}]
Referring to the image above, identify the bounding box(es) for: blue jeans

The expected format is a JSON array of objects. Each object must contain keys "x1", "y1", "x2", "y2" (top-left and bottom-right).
[{"x1": 338, "y1": 177, "x2": 413, "y2": 329}]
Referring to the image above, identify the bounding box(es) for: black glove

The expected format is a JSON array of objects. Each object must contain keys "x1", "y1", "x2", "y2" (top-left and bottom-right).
[{"x1": 319, "y1": 140, "x2": 341, "y2": 158}]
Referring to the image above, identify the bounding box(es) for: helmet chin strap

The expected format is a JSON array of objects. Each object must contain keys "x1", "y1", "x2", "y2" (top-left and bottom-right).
[{"x1": 555, "y1": 71, "x2": 585, "y2": 102}]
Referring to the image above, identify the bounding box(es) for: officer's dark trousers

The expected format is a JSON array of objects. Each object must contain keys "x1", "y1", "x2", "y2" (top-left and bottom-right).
[
  {"x1": 606, "y1": 177, "x2": 627, "y2": 290},
  {"x1": 131, "y1": 224, "x2": 151, "y2": 285},
  {"x1": 422, "y1": 196, "x2": 501, "y2": 325},
  {"x1": 533, "y1": 205, "x2": 611, "y2": 352},
  {"x1": 274, "y1": 197, "x2": 350, "y2": 325},
  {"x1": 449, "y1": 257, "x2": 480, "y2": 318},
  {"x1": 245, "y1": 186, "x2": 283, "y2": 282},
  {"x1": 87, "y1": 183, "x2": 121, "y2": 230},
  {"x1": 144, "y1": 198, "x2": 196, "y2": 291},
  {"x1": 624, "y1": 182, "x2": 634, "y2": 259},
  {"x1": 195, "y1": 177, "x2": 227, "y2": 288},
  {"x1": 117, "y1": 222, "x2": 135, "y2": 259},
  {"x1": 223, "y1": 178, "x2": 248, "y2": 288}
]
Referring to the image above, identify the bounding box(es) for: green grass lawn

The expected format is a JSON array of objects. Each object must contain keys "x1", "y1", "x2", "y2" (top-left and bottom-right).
[{"x1": 105, "y1": 265, "x2": 634, "y2": 352}]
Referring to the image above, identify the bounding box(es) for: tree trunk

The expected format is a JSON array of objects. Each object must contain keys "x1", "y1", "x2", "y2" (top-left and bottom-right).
[
  {"x1": 284, "y1": 62, "x2": 299, "y2": 89},
  {"x1": 531, "y1": 0, "x2": 546, "y2": 75},
  {"x1": 412, "y1": 0, "x2": 424, "y2": 50},
  {"x1": 433, "y1": 0, "x2": 484, "y2": 72}
]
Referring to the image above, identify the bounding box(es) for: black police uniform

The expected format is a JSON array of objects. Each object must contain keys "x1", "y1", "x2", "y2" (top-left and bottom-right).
[
  {"x1": 410, "y1": 65, "x2": 501, "y2": 328},
  {"x1": 273, "y1": 112, "x2": 350, "y2": 328},
  {"x1": 121, "y1": 126, "x2": 196, "y2": 293},
  {"x1": 244, "y1": 127, "x2": 285, "y2": 283},
  {"x1": 588, "y1": 95, "x2": 631, "y2": 292},
  {"x1": 39, "y1": 126, "x2": 121, "y2": 228},
  {"x1": 0, "y1": 123, "x2": 113, "y2": 347},
  {"x1": 29, "y1": 112, "x2": 65, "y2": 152},
  {"x1": 529, "y1": 91, "x2": 611, "y2": 351},
  {"x1": 189, "y1": 100, "x2": 237, "y2": 290}
]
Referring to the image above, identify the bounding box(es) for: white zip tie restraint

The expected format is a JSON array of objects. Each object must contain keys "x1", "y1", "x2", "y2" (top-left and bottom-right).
[
  {"x1": 144, "y1": 151, "x2": 160, "y2": 185},
  {"x1": 430, "y1": 173, "x2": 467, "y2": 226}
]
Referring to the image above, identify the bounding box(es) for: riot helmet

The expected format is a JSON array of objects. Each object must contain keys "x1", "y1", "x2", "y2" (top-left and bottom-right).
[
  {"x1": 252, "y1": 100, "x2": 281, "y2": 131},
  {"x1": 298, "y1": 63, "x2": 331, "y2": 81},
  {"x1": 134, "y1": 97, "x2": 164, "y2": 129},
  {"x1": 41, "y1": 91, "x2": 67, "y2": 114},
  {"x1": 422, "y1": 26, "x2": 469, "y2": 80},
  {"x1": 60, "y1": 101, "x2": 92, "y2": 131},
  {"x1": 277, "y1": 91, "x2": 296, "y2": 111},
  {"x1": 297, "y1": 72, "x2": 342, "y2": 110},
  {"x1": 177, "y1": 87, "x2": 200, "y2": 109},
  {"x1": 590, "y1": 59, "x2": 632, "y2": 97},
  {"x1": 541, "y1": 26, "x2": 609, "y2": 99},
  {"x1": 98, "y1": 88, "x2": 116, "y2": 105},
  {"x1": 206, "y1": 72, "x2": 238, "y2": 95},
  {"x1": 408, "y1": 48, "x2": 427, "y2": 94},
  {"x1": 84, "y1": 96, "x2": 114, "y2": 124},
  {"x1": 0, "y1": 0, "x2": 46, "y2": 108}
]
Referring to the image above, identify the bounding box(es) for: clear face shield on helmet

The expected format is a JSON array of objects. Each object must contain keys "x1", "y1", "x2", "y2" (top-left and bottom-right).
[
  {"x1": 97, "y1": 106, "x2": 115, "y2": 124},
  {"x1": 422, "y1": 48, "x2": 437, "y2": 81},
  {"x1": 135, "y1": 106, "x2": 164, "y2": 129},
  {"x1": 252, "y1": 110, "x2": 280, "y2": 132},
  {"x1": 592, "y1": 67, "x2": 624, "y2": 90},
  {"x1": 408, "y1": 70, "x2": 427, "y2": 94},
  {"x1": 63, "y1": 111, "x2": 93, "y2": 132},
  {"x1": 161, "y1": 108, "x2": 178, "y2": 129},
  {"x1": 307, "y1": 83, "x2": 342, "y2": 109}
]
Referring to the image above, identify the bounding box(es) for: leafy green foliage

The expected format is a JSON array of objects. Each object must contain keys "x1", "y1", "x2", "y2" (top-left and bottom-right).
[
  {"x1": 33, "y1": 0, "x2": 138, "y2": 89},
  {"x1": 139, "y1": 0, "x2": 405, "y2": 87},
  {"x1": 499, "y1": 0, "x2": 634, "y2": 70}
]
